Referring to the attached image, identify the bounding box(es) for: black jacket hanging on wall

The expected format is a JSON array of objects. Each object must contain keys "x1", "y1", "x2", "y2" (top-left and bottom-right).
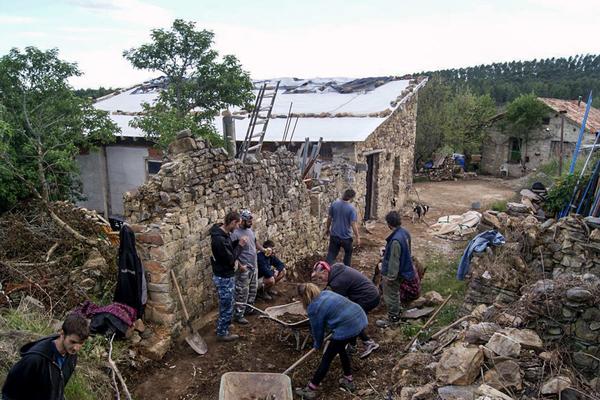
[{"x1": 114, "y1": 225, "x2": 146, "y2": 318}]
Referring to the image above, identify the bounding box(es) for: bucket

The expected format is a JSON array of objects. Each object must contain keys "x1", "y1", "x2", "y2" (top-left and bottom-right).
[{"x1": 219, "y1": 372, "x2": 293, "y2": 400}]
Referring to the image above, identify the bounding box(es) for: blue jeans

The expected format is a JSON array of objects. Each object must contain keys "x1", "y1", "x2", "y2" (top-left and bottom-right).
[
  {"x1": 213, "y1": 275, "x2": 235, "y2": 336},
  {"x1": 326, "y1": 236, "x2": 354, "y2": 266}
]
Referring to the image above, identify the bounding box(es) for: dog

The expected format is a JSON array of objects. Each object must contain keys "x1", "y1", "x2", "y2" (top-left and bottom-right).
[{"x1": 412, "y1": 203, "x2": 429, "y2": 224}]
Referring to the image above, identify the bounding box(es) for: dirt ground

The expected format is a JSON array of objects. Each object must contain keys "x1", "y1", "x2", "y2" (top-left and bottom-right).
[{"x1": 131, "y1": 178, "x2": 517, "y2": 400}]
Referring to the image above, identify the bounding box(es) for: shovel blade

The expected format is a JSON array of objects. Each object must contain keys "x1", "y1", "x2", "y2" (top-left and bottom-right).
[{"x1": 186, "y1": 333, "x2": 208, "y2": 355}]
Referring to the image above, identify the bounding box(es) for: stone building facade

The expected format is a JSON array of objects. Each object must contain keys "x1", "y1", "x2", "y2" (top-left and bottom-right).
[{"x1": 481, "y1": 98, "x2": 600, "y2": 177}]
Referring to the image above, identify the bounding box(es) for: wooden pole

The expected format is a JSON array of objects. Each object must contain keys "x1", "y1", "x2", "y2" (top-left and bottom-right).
[
  {"x1": 283, "y1": 334, "x2": 332, "y2": 375},
  {"x1": 559, "y1": 110, "x2": 566, "y2": 176},
  {"x1": 404, "y1": 295, "x2": 453, "y2": 352}
]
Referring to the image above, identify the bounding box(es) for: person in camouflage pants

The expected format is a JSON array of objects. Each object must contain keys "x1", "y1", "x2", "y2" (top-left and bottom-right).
[{"x1": 213, "y1": 276, "x2": 236, "y2": 337}]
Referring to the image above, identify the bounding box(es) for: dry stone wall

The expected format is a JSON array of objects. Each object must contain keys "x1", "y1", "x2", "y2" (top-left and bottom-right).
[{"x1": 123, "y1": 132, "x2": 328, "y2": 328}]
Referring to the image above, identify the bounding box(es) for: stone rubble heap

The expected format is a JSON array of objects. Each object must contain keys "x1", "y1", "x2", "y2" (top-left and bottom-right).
[{"x1": 396, "y1": 211, "x2": 600, "y2": 399}]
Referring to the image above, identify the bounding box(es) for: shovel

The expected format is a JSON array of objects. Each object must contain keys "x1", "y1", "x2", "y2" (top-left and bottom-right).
[{"x1": 170, "y1": 270, "x2": 208, "y2": 355}]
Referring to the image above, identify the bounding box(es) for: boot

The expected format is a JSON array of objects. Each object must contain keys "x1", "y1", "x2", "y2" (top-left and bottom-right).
[
  {"x1": 375, "y1": 314, "x2": 400, "y2": 328},
  {"x1": 216, "y1": 333, "x2": 239, "y2": 342},
  {"x1": 234, "y1": 316, "x2": 249, "y2": 325}
]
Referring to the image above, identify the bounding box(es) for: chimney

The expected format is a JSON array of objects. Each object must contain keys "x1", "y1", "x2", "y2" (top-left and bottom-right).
[{"x1": 578, "y1": 96, "x2": 582, "y2": 107}]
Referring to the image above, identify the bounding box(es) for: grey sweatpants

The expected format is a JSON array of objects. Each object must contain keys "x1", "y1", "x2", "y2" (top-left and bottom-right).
[{"x1": 234, "y1": 268, "x2": 257, "y2": 318}]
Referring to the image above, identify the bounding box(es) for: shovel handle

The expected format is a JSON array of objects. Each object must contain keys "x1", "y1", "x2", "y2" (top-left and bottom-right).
[
  {"x1": 283, "y1": 334, "x2": 333, "y2": 375},
  {"x1": 170, "y1": 270, "x2": 191, "y2": 322}
]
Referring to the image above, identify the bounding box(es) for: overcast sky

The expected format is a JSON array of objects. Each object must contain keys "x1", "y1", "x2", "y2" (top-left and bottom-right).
[{"x1": 2, "y1": 0, "x2": 600, "y2": 89}]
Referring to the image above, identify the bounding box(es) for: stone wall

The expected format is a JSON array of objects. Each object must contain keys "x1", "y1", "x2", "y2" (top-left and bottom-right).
[
  {"x1": 352, "y1": 83, "x2": 419, "y2": 219},
  {"x1": 123, "y1": 132, "x2": 328, "y2": 328}
]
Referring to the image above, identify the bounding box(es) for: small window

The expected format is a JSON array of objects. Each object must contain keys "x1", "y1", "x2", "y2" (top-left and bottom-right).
[
  {"x1": 147, "y1": 160, "x2": 162, "y2": 175},
  {"x1": 542, "y1": 117, "x2": 550, "y2": 125},
  {"x1": 508, "y1": 137, "x2": 522, "y2": 164}
]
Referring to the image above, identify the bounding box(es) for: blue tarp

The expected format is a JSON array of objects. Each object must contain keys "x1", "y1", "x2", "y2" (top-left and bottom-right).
[{"x1": 457, "y1": 230, "x2": 505, "y2": 280}]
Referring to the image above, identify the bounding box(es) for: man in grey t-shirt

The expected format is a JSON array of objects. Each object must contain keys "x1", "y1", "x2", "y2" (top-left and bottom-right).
[
  {"x1": 230, "y1": 209, "x2": 263, "y2": 324},
  {"x1": 326, "y1": 188, "x2": 361, "y2": 267}
]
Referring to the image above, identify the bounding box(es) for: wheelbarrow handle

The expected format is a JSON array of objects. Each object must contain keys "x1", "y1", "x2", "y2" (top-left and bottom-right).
[{"x1": 235, "y1": 302, "x2": 269, "y2": 317}]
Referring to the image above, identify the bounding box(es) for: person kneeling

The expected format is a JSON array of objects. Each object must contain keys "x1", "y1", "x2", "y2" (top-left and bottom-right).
[
  {"x1": 295, "y1": 283, "x2": 367, "y2": 399},
  {"x1": 256, "y1": 240, "x2": 286, "y2": 300}
]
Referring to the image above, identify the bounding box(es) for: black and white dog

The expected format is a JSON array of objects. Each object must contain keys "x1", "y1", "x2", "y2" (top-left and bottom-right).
[{"x1": 412, "y1": 203, "x2": 429, "y2": 223}]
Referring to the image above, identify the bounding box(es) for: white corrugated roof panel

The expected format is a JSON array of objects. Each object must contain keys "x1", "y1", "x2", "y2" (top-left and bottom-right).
[{"x1": 97, "y1": 77, "x2": 420, "y2": 142}]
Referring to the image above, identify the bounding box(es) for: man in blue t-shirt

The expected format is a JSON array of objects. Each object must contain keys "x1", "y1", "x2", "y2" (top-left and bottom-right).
[{"x1": 326, "y1": 188, "x2": 361, "y2": 267}]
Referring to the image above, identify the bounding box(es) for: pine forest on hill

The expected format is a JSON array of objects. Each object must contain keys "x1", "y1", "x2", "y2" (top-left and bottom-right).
[{"x1": 415, "y1": 54, "x2": 600, "y2": 162}]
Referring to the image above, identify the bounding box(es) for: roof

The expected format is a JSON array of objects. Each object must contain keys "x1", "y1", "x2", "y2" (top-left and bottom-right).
[
  {"x1": 95, "y1": 76, "x2": 427, "y2": 142},
  {"x1": 538, "y1": 97, "x2": 600, "y2": 133}
]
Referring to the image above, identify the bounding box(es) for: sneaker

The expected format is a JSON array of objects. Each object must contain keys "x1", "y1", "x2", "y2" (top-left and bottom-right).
[
  {"x1": 360, "y1": 340, "x2": 380, "y2": 358},
  {"x1": 216, "y1": 334, "x2": 239, "y2": 342},
  {"x1": 345, "y1": 343, "x2": 357, "y2": 354},
  {"x1": 338, "y1": 377, "x2": 356, "y2": 392},
  {"x1": 295, "y1": 386, "x2": 318, "y2": 399},
  {"x1": 234, "y1": 316, "x2": 249, "y2": 325}
]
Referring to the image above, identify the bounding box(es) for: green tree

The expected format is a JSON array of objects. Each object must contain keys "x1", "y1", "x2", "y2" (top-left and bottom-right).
[
  {"x1": 0, "y1": 47, "x2": 118, "y2": 216},
  {"x1": 443, "y1": 88, "x2": 496, "y2": 155},
  {"x1": 500, "y1": 94, "x2": 551, "y2": 163},
  {"x1": 415, "y1": 75, "x2": 451, "y2": 165},
  {"x1": 123, "y1": 19, "x2": 254, "y2": 149}
]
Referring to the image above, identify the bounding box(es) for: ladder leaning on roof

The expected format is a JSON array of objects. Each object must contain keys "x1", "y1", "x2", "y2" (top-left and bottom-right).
[{"x1": 237, "y1": 81, "x2": 280, "y2": 162}]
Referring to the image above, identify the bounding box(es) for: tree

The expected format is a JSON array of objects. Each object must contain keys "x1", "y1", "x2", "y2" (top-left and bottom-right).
[
  {"x1": 443, "y1": 88, "x2": 496, "y2": 155},
  {"x1": 123, "y1": 19, "x2": 254, "y2": 149},
  {"x1": 0, "y1": 47, "x2": 119, "y2": 218},
  {"x1": 415, "y1": 75, "x2": 451, "y2": 165}
]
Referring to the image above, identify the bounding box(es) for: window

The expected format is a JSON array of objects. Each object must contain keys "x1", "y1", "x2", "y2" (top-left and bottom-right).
[
  {"x1": 146, "y1": 160, "x2": 162, "y2": 175},
  {"x1": 542, "y1": 117, "x2": 550, "y2": 125},
  {"x1": 508, "y1": 137, "x2": 522, "y2": 164}
]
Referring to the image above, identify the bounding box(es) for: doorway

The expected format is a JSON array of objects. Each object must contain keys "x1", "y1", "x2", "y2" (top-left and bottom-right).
[{"x1": 365, "y1": 153, "x2": 379, "y2": 220}]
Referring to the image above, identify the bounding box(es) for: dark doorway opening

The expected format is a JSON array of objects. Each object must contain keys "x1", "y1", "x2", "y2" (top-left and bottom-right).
[{"x1": 365, "y1": 153, "x2": 379, "y2": 220}]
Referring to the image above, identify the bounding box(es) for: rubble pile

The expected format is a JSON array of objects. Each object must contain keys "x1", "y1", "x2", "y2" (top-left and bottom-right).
[
  {"x1": 0, "y1": 201, "x2": 116, "y2": 313},
  {"x1": 394, "y1": 211, "x2": 600, "y2": 399},
  {"x1": 427, "y1": 156, "x2": 461, "y2": 182}
]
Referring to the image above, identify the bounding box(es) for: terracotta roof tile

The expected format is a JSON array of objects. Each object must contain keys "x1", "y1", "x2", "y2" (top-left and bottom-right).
[{"x1": 539, "y1": 97, "x2": 600, "y2": 133}]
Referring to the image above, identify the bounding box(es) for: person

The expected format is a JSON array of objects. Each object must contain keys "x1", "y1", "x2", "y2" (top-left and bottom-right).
[
  {"x1": 210, "y1": 211, "x2": 247, "y2": 342},
  {"x1": 326, "y1": 189, "x2": 361, "y2": 267},
  {"x1": 256, "y1": 240, "x2": 286, "y2": 300},
  {"x1": 230, "y1": 209, "x2": 264, "y2": 325},
  {"x1": 295, "y1": 283, "x2": 367, "y2": 399},
  {"x1": 376, "y1": 211, "x2": 421, "y2": 328},
  {"x1": 311, "y1": 261, "x2": 380, "y2": 358},
  {"x1": 2, "y1": 313, "x2": 89, "y2": 400}
]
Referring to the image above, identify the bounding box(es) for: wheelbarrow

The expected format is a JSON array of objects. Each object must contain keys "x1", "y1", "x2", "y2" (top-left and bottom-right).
[
  {"x1": 237, "y1": 301, "x2": 312, "y2": 350},
  {"x1": 219, "y1": 372, "x2": 292, "y2": 400}
]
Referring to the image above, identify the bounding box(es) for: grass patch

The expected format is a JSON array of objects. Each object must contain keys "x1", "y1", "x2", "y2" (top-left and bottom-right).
[
  {"x1": 419, "y1": 255, "x2": 467, "y2": 334},
  {"x1": 490, "y1": 199, "x2": 508, "y2": 213},
  {"x1": 0, "y1": 309, "x2": 54, "y2": 335}
]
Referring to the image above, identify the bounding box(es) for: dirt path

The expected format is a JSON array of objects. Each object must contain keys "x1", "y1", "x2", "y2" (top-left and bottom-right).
[{"x1": 132, "y1": 178, "x2": 517, "y2": 400}]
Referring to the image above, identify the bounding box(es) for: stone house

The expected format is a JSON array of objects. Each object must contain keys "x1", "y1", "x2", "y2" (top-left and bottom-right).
[
  {"x1": 481, "y1": 98, "x2": 600, "y2": 177},
  {"x1": 80, "y1": 76, "x2": 426, "y2": 220}
]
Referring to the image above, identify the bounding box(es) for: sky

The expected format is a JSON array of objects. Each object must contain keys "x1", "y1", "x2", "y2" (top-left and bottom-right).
[{"x1": 2, "y1": 0, "x2": 600, "y2": 89}]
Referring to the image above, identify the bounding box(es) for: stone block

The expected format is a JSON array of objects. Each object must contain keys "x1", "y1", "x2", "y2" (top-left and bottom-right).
[
  {"x1": 483, "y1": 360, "x2": 522, "y2": 390},
  {"x1": 436, "y1": 347, "x2": 484, "y2": 385},
  {"x1": 486, "y1": 333, "x2": 521, "y2": 358},
  {"x1": 137, "y1": 232, "x2": 164, "y2": 245},
  {"x1": 437, "y1": 385, "x2": 477, "y2": 400},
  {"x1": 541, "y1": 376, "x2": 572, "y2": 395},
  {"x1": 501, "y1": 328, "x2": 543, "y2": 351}
]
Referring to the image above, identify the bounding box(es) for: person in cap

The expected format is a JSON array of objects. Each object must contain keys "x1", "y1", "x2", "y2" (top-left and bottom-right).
[
  {"x1": 2, "y1": 313, "x2": 89, "y2": 400},
  {"x1": 312, "y1": 261, "x2": 380, "y2": 358},
  {"x1": 230, "y1": 209, "x2": 264, "y2": 324},
  {"x1": 294, "y1": 283, "x2": 367, "y2": 399},
  {"x1": 375, "y1": 211, "x2": 421, "y2": 328},
  {"x1": 256, "y1": 240, "x2": 286, "y2": 300}
]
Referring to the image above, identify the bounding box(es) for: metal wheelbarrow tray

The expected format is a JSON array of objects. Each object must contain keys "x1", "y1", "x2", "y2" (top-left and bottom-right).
[{"x1": 219, "y1": 372, "x2": 292, "y2": 400}]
